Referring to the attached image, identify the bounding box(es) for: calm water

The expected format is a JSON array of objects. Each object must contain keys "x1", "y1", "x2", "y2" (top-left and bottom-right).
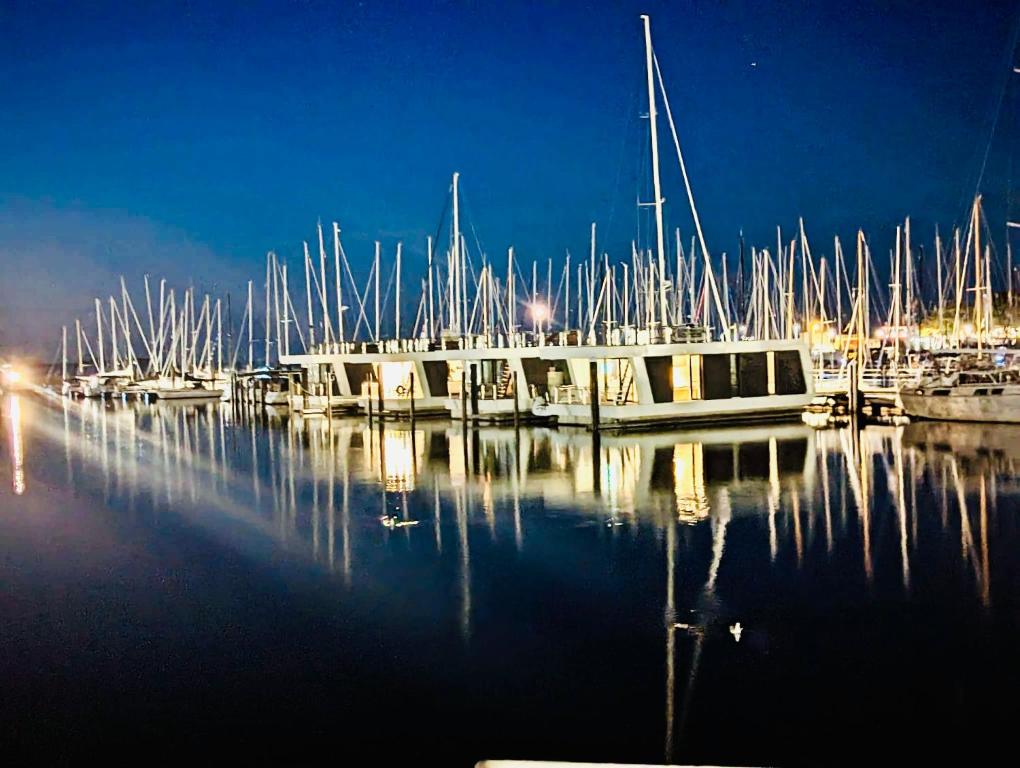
[{"x1": 2, "y1": 393, "x2": 1019, "y2": 764}]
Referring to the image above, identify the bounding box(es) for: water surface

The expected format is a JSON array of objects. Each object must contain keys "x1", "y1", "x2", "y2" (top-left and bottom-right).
[{"x1": 2, "y1": 394, "x2": 1017, "y2": 764}]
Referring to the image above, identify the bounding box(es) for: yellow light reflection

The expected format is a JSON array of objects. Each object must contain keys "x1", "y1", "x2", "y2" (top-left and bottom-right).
[
  {"x1": 376, "y1": 429, "x2": 420, "y2": 492},
  {"x1": 673, "y1": 442, "x2": 707, "y2": 523},
  {"x1": 9, "y1": 396, "x2": 25, "y2": 495}
]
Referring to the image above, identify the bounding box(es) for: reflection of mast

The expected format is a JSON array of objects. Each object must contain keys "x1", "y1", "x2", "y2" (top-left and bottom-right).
[
  {"x1": 820, "y1": 436, "x2": 833, "y2": 554},
  {"x1": 893, "y1": 428, "x2": 911, "y2": 592},
  {"x1": 704, "y1": 490, "x2": 730, "y2": 593},
  {"x1": 456, "y1": 485, "x2": 471, "y2": 643},
  {"x1": 980, "y1": 476, "x2": 990, "y2": 608},
  {"x1": 664, "y1": 518, "x2": 676, "y2": 762},
  {"x1": 841, "y1": 426, "x2": 872, "y2": 581},
  {"x1": 790, "y1": 480, "x2": 803, "y2": 567},
  {"x1": 949, "y1": 456, "x2": 986, "y2": 604},
  {"x1": 768, "y1": 436, "x2": 779, "y2": 561}
]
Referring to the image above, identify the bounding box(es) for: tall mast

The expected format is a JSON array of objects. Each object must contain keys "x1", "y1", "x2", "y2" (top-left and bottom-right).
[
  {"x1": 95, "y1": 298, "x2": 105, "y2": 373},
  {"x1": 935, "y1": 228, "x2": 944, "y2": 336},
  {"x1": 893, "y1": 225, "x2": 902, "y2": 375},
  {"x1": 281, "y1": 261, "x2": 290, "y2": 356},
  {"x1": 273, "y1": 254, "x2": 282, "y2": 363},
  {"x1": 75, "y1": 318, "x2": 83, "y2": 374},
  {"x1": 973, "y1": 196, "x2": 983, "y2": 352},
  {"x1": 247, "y1": 279, "x2": 254, "y2": 371},
  {"x1": 264, "y1": 253, "x2": 271, "y2": 366},
  {"x1": 395, "y1": 241, "x2": 402, "y2": 339},
  {"x1": 215, "y1": 298, "x2": 222, "y2": 374},
  {"x1": 452, "y1": 172, "x2": 461, "y2": 334},
  {"x1": 641, "y1": 14, "x2": 668, "y2": 329},
  {"x1": 427, "y1": 235, "x2": 435, "y2": 339},
  {"x1": 317, "y1": 220, "x2": 331, "y2": 344},
  {"x1": 565, "y1": 251, "x2": 571, "y2": 330},
  {"x1": 303, "y1": 242, "x2": 316, "y2": 348},
  {"x1": 373, "y1": 240, "x2": 381, "y2": 341},
  {"x1": 333, "y1": 223, "x2": 344, "y2": 342}
]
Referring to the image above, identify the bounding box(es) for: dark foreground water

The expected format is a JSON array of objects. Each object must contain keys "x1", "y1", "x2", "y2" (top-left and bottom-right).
[{"x1": 2, "y1": 393, "x2": 1019, "y2": 765}]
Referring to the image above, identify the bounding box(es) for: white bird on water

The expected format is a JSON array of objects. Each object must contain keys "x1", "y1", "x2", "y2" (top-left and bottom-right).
[{"x1": 730, "y1": 622, "x2": 743, "y2": 643}]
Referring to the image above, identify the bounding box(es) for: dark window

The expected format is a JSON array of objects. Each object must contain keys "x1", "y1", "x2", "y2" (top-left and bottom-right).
[
  {"x1": 344, "y1": 362, "x2": 374, "y2": 392},
  {"x1": 702, "y1": 354, "x2": 733, "y2": 400},
  {"x1": 973, "y1": 388, "x2": 988, "y2": 396},
  {"x1": 774, "y1": 350, "x2": 807, "y2": 395},
  {"x1": 776, "y1": 438, "x2": 808, "y2": 474},
  {"x1": 650, "y1": 447, "x2": 675, "y2": 490},
  {"x1": 422, "y1": 361, "x2": 449, "y2": 396},
  {"x1": 738, "y1": 443, "x2": 770, "y2": 480},
  {"x1": 520, "y1": 358, "x2": 571, "y2": 395},
  {"x1": 645, "y1": 356, "x2": 674, "y2": 403},
  {"x1": 990, "y1": 388, "x2": 1004, "y2": 396},
  {"x1": 703, "y1": 445, "x2": 735, "y2": 483},
  {"x1": 931, "y1": 389, "x2": 950, "y2": 396},
  {"x1": 737, "y1": 353, "x2": 768, "y2": 397}
]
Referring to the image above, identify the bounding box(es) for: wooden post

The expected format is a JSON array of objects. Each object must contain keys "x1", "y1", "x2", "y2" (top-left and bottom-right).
[
  {"x1": 470, "y1": 363, "x2": 479, "y2": 419},
  {"x1": 366, "y1": 375, "x2": 374, "y2": 426},
  {"x1": 512, "y1": 370, "x2": 520, "y2": 429},
  {"x1": 589, "y1": 360, "x2": 600, "y2": 433},
  {"x1": 409, "y1": 371, "x2": 416, "y2": 427},
  {"x1": 460, "y1": 369, "x2": 467, "y2": 424},
  {"x1": 327, "y1": 369, "x2": 334, "y2": 432},
  {"x1": 376, "y1": 368, "x2": 385, "y2": 420}
]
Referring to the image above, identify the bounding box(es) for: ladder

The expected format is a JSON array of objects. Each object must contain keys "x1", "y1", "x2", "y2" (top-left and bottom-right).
[
  {"x1": 497, "y1": 363, "x2": 514, "y2": 398},
  {"x1": 615, "y1": 362, "x2": 634, "y2": 405}
]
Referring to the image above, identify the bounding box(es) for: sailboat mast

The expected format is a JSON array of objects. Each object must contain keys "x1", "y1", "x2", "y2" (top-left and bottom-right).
[
  {"x1": 452, "y1": 172, "x2": 461, "y2": 335},
  {"x1": 641, "y1": 14, "x2": 668, "y2": 330},
  {"x1": 334, "y1": 222, "x2": 345, "y2": 342},
  {"x1": 974, "y1": 196, "x2": 983, "y2": 352},
  {"x1": 427, "y1": 235, "x2": 435, "y2": 339},
  {"x1": 395, "y1": 242, "x2": 402, "y2": 339}
]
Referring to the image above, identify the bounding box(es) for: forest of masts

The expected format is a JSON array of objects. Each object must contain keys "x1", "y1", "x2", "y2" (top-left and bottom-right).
[{"x1": 62, "y1": 188, "x2": 1015, "y2": 382}]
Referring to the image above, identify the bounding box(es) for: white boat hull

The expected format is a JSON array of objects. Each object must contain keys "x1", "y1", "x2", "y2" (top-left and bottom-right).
[{"x1": 900, "y1": 392, "x2": 1020, "y2": 424}]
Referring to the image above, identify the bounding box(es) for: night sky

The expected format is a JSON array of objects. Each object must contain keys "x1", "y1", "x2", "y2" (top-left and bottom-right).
[{"x1": 2, "y1": 0, "x2": 1019, "y2": 353}]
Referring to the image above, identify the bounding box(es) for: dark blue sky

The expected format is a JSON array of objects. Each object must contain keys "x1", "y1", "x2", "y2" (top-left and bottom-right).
[{"x1": 2, "y1": 0, "x2": 1019, "y2": 351}]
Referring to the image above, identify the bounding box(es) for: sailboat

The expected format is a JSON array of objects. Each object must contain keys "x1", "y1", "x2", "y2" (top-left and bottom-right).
[{"x1": 900, "y1": 197, "x2": 1020, "y2": 422}]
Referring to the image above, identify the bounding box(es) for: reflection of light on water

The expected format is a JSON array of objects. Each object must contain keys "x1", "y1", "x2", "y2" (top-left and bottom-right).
[
  {"x1": 601, "y1": 444, "x2": 640, "y2": 513},
  {"x1": 674, "y1": 443, "x2": 708, "y2": 523},
  {"x1": 9, "y1": 396, "x2": 25, "y2": 495},
  {"x1": 377, "y1": 429, "x2": 419, "y2": 492}
]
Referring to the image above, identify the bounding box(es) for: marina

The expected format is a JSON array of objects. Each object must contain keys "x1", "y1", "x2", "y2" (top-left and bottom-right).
[{"x1": 8, "y1": 2, "x2": 1020, "y2": 765}]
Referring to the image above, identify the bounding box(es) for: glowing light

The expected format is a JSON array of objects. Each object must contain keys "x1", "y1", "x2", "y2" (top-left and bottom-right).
[
  {"x1": 2, "y1": 367, "x2": 22, "y2": 385},
  {"x1": 529, "y1": 302, "x2": 550, "y2": 325}
]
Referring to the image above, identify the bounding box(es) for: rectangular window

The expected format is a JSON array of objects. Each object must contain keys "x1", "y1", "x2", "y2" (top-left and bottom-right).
[
  {"x1": 774, "y1": 350, "x2": 807, "y2": 395},
  {"x1": 702, "y1": 354, "x2": 733, "y2": 400},
  {"x1": 670, "y1": 355, "x2": 705, "y2": 401},
  {"x1": 737, "y1": 353, "x2": 768, "y2": 397}
]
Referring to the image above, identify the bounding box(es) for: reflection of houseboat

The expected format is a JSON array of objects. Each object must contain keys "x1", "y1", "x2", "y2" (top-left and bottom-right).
[{"x1": 318, "y1": 418, "x2": 814, "y2": 522}]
